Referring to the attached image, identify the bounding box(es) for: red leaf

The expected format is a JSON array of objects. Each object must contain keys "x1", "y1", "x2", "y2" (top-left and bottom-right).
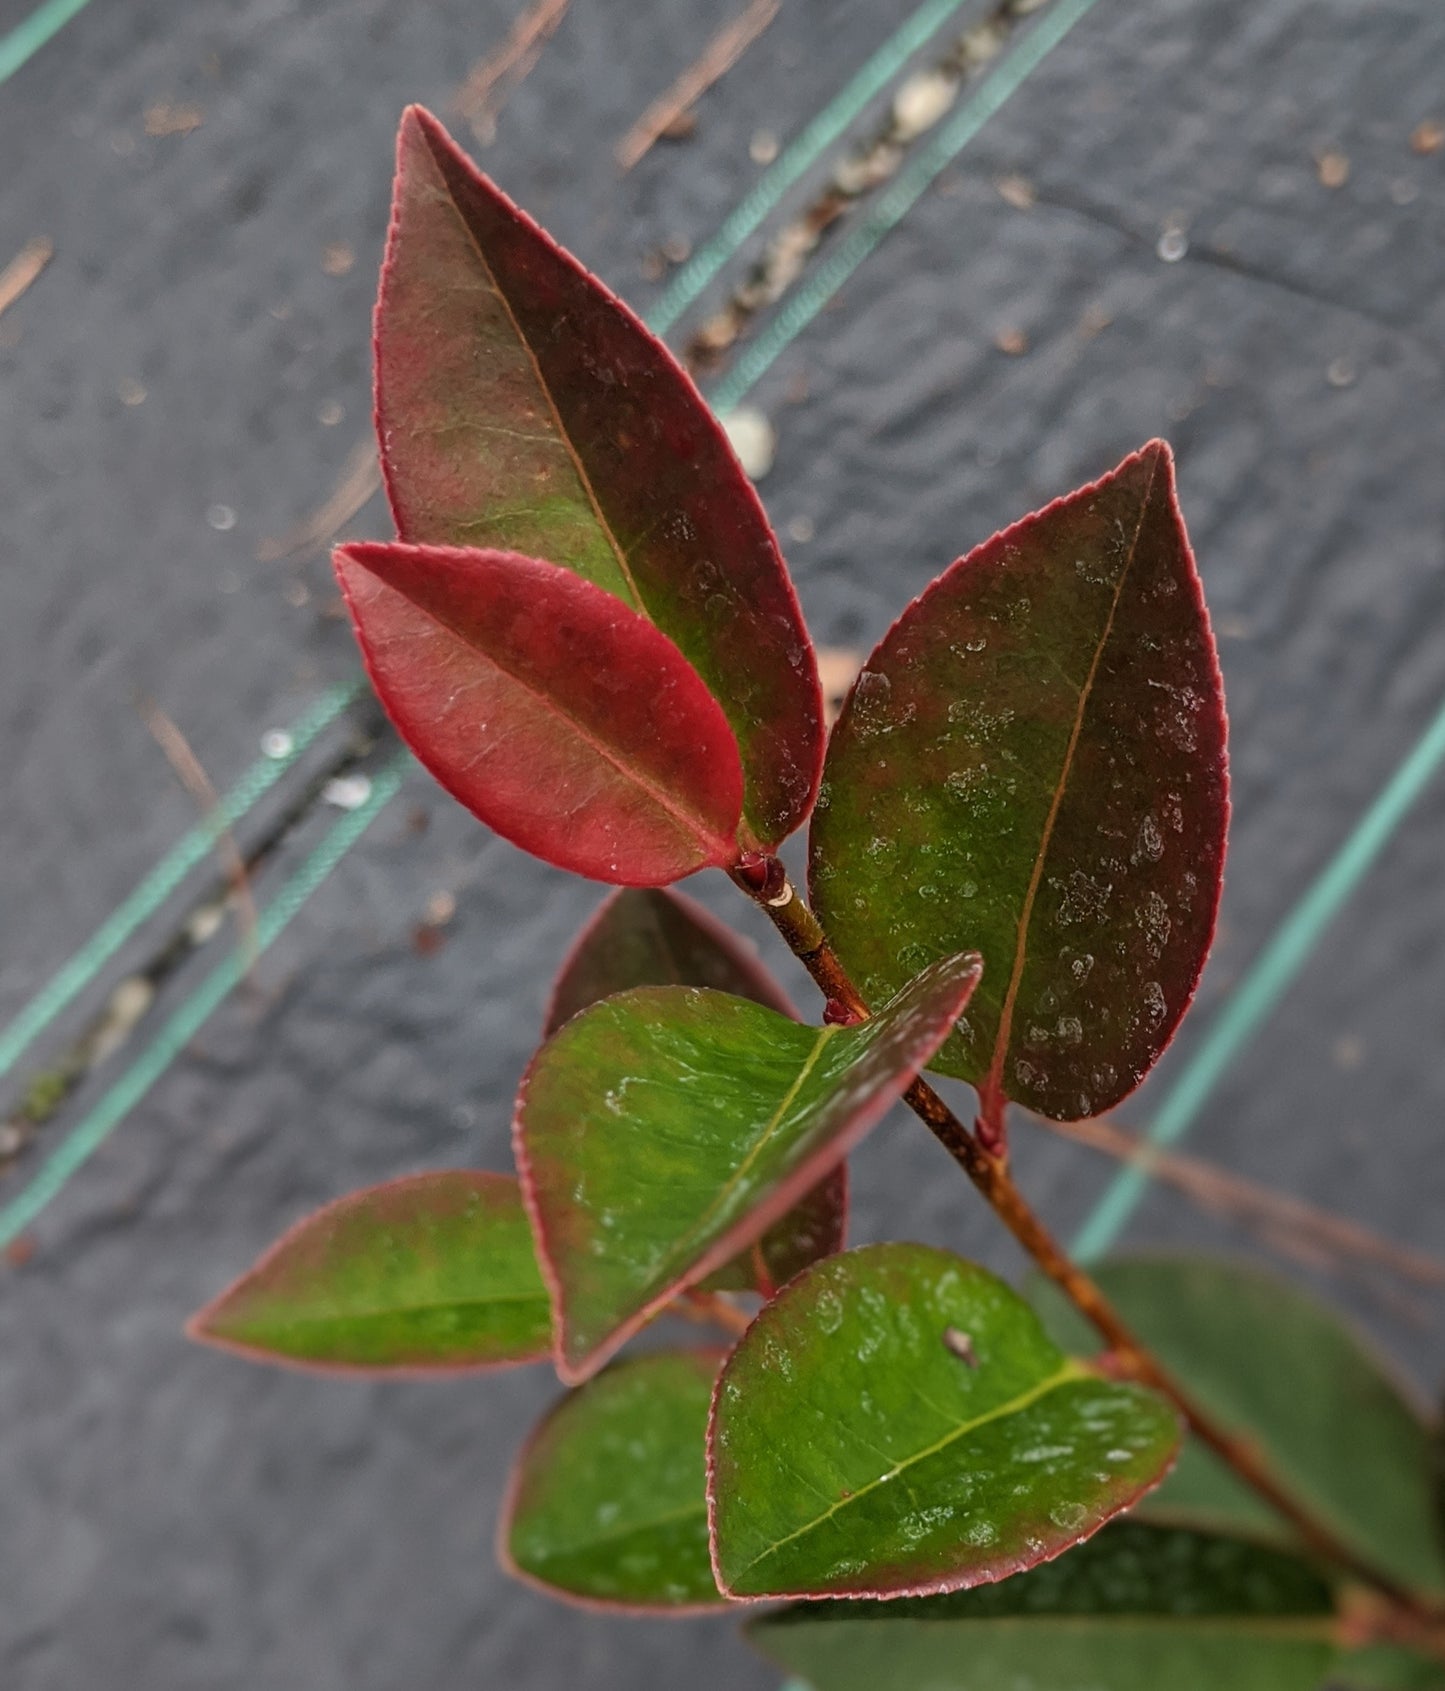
[
  {"x1": 811, "y1": 443, "x2": 1229, "y2": 1122},
  {"x1": 335, "y1": 542, "x2": 744, "y2": 885},
  {"x1": 375, "y1": 106, "x2": 823, "y2": 850}
]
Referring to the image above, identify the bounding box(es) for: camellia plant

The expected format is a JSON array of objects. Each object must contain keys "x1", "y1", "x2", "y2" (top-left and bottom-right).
[{"x1": 189, "y1": 108, "x2": 1445, "y2": 1686}]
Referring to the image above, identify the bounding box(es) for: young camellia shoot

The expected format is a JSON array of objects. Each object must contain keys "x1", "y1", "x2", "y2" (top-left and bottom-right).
[{"x1": 189, "y1": 107, "x2": 1445, "y2": 1686}]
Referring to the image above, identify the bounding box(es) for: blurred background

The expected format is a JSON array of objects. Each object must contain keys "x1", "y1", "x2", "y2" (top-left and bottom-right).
[{"x1": 2, "y1": 0, "x2": 1442, "y2": 1685}]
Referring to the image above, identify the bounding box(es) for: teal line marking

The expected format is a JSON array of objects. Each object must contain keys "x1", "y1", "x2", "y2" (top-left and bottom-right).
[
  {"x1": 0, "y1": 753, "x2": 409, "y2": 1250},
  {"x1": 647, "y1": 0, "x2": 973, "y2": 337},
  {"x1": 1072, "y1": 690, "x2": 1445, "y2": 1263},
  {"x1": 0, "y1": 0, "x2": 1095, "y2": 1244},
  {"x1": 708, "y1": 0, "x2": 1102, "y2": 414},
  {"x1": 0, "y1": 680, "x2": 361, "y2": 1086},
  {"x1": 0, "y1": 0, "x2": 94, "y2": 86}
]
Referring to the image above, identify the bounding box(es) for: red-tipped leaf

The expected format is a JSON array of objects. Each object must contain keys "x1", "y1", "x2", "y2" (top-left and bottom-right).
[
  {"x1": 810, "y1": 443, "x2": 1229, "y2": 1122},
  {"x1": 517, "y1": 954, "x2": 982, "y2": 1384},
  {"x1": 376, "y1": 106, "x2": 824, "y2": 850},
  {"x1": 187, "y1": 1171, "x2": 552, "y2": 1374},
  {"x1": 545, "y1": 888, "x2": 847, "y2": 1296},
  {"x1": 335, "y1": 542, "x2": 743, "y2": 885}
]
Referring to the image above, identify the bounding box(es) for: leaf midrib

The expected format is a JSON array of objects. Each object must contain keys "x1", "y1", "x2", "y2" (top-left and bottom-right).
[
  {"x1": 427, "y1": 136, "x2": 647, "y2": 614},
  {"x1": 985, "y1": 454, "x2": 1161, "y2": 1102},
  {"x1": 734, "y1": 1357, "x2": 1090, "y2": 1579},
  {"x1": 371, "y1": 568, "x2": 733, "y2": 853},
  {"x1": 244, "y1": 1290, "x2": 549, "y2": 1329},
  {"x1": 661, "y1": 1025, "x2": 835, "y2": 1274}
]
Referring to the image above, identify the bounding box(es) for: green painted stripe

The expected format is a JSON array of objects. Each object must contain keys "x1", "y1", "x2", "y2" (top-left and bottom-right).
[
  {"x1": 0, "y1": 0, "x2": 94, "y2": 86},
  {"x1": 1072, "y1": 690, "x2": 1445, "y2": 1262},
  {"x1": 709, "y1": 0, "x2": 1103, "y2": 414},
  {"x1": 647, "y1": 0, "x2": 974, "y2": 336},
  {"x1": 0, "y1": 753, "x2": 410, "y2": 1250},
  {"x1": 0, "y1": 681, "x2": 362, "y2": 1085}
]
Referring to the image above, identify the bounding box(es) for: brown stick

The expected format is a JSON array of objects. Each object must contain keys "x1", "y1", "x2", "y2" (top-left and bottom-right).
[
  {"x1": 453, "y1": 0, "x2": 574, "y2": 144},
  {"x1": 0, "y1": 237, "x2": 53, "y2": 319},
  {"x1": 1036, "y1": 1113, "x2": 1445, "y2": 1289},
  {"x1": 139, "y1": 700, "x2": 260, "y2": 973},
  {"x1": 615, "y1": 0, "x2": 779, "y2": 172},
  {"x1": 730, "y1": 854, "x2": 1443, "y2": 1620}
]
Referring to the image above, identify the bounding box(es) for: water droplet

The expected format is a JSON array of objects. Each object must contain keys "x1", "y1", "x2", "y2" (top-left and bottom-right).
[
  {"x1": 815, "y1": 1289, "x2": 844, "y2": 1335},
  {"x1": 206, "y1": 502, "x2": 237, "y2": 531},
  {"x1": 260, "y1": 729, "x2": 294, "y2": 760},
  {"x1": 1156, "y1": 226, "x2": 1188, "y2": 263},
  {"x1": 1049, "y1": 1501, "x2": 1088, "y2": 1530}
]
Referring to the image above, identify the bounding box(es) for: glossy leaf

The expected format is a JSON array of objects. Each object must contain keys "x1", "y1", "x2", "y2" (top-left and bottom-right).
[
  {"x1": 517, "y1": 954, "x2": 981, "y2": 1383},
  {"x1": 501, "y1": 1350, "x2": 726, "y2": 1611},
  {"x1": 187, "y1": 1171, "x2": 551, "y2": 1373},
  {"x1": 376, "y1": 106, "x2": 823, "y2": 849},
  {"x1": 335, "y1": 542, "x2": 743, "y2": 885},
  {"x1": 810, "y1": 442, "x2": 1228, "y2": 1122},
  {"x1": 1036, "y1": 1257, "x2": 1445, "y2": 1599},
  {"x1": 708, "y1": 1243, "x2": 1180, "y2": 1600},
  {"x1": 1338, "y1": 1646, "x2": 1445, "y2": 1691},
  {"x1": 546, "y1": 888, "x2": 846, "y2": 1297},
  {"x1": 748, "y1": 1521, "x2": 1338, "y2": 1691}
]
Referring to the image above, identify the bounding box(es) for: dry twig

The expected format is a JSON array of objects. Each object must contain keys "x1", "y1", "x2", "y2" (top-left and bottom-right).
[
  {"x1": 615, "y1": 0, "x2": 779, "y2": 172},
  {"x1": 0, "y1": 238, "x2": 53, "y2": 320},
  {"x1": 255, "y1": 440, "x2": 381, "y2": 564},
  {"x1": 454, "y1": 0, "x2": 574, "y2": 144},
  {"x1": 138, "y1": 700, "x2": 260, "y2": 973}
]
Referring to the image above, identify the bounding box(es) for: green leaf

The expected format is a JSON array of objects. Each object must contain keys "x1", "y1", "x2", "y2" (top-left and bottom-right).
[
  {"x1": 377, "y1": 106, "x2": 824, "y2": 850},
  {"x1": 187, "y1": 1171, "x2": 551, "y2": 1373},
  {"x1": 708, "y1": 1244, "x2": 1180, "y2": 1599},
  {"x1": 1338, "y1": 1645, "x2": 1445, "y2": 1691},
  {"x1": 517, "y1": 955, "x2": 981, "y2": 1383},
  {"x1": 501, "y1": 1350, "x2": 727, "y2": 1611},
  {"x1": 547, "y1": 888, "x2": 846, "y2": 1298},
  {"x1": 748, "y1": 1521, "x2": 1339, "y2": 1691},
  {"x1": 809, "y1": 442, "x2": 1228, "y2": 1123},
  {"x1": 1035, "y1": 1257, "x2": 1445, "y2": 1599}
]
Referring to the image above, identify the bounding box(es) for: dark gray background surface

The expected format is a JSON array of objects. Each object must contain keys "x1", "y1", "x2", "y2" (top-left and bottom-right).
[{"x1": 2, "y1": 0, "x2": 1442, "y2": 1686}]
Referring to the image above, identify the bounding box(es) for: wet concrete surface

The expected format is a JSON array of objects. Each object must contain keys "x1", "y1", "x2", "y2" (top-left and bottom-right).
[{"x1": 2, "y1": 0, "x2": 1443, "y2": 1685}]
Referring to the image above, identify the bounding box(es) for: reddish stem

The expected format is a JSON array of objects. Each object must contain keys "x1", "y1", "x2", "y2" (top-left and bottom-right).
[{"x1": 729, "y1": 853, "x2": 1444, "y2": 1622}]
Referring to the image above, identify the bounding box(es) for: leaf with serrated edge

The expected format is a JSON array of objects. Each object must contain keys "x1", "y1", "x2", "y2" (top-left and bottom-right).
[
  {"x1": 748, "y1": 1521, "x2": 1338, "y2": 1691},
  {"x1": 335, "y1": 542, "x2": 743, "y2": 886},
  {"x1": 500, "y1": 1350, "x2": 728, "y2": 1611},
  {"x1": 517, "y1": 954, "x2": 981, "y2": 1384},
  {"x1": 708, "y1": 1243, "x2": 1180, "y2": 1600},
  {"x1": 187, "y1": 1171, "x2": 551, "y2": 1374},
  {"x1": 810, "y1": 441, "x2": 1228, "y2": 1122},
  {"x1": 376, "y1": 106, "x2": 823, "y2": 849},
  {"x1": 1038, "y1": 1256, "x2": 1445, "y2": 1600},
  {"x1": 545, "y1": 888, "x2": 846, "y2": 1297}
]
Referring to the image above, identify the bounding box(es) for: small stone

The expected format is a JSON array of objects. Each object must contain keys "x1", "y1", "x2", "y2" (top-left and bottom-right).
[
  {"x1": 322, "y1": 774, "x2": 373, "y2": 810},
  {"x1": 1410, "y1": 119, "x2": 1444, "y2": 156},
  {"x1": 317, "y1": 399, "x2": 343, "y2": 426},
  {"x1": 1326, "y1": 355, "x2": 1357, "y2": 388},
  {"x1": 260, "y1": 729, "x2": 294, "y2": 760},
  {"x1": 1315, "y1": 150, "x2": 1349, "y2": 188},
  {"x1": 996, "y1": 173, "x2": 1036, "y2": 210},
  {"x1": 892, "y1": 70, "x2": 957, "y2": 142},
  {"x1": 321, "y1": 241, "x2": 355, "y2": 276},
  {"x1": 118, "y1": 377, "x2": 147, "y2": 406},
  {"x1": 786, "y1": 514, "x2": 815, "y2": 544},
  {"x1": 994, "y1": 325, "x2": 1028, "y2": 356},
  {"x1": 719, "y1": 405, "x2": 776, "y2": 480},
  {"x1": 749, "y1": 129, "x2": 779, "y2": 166}
]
